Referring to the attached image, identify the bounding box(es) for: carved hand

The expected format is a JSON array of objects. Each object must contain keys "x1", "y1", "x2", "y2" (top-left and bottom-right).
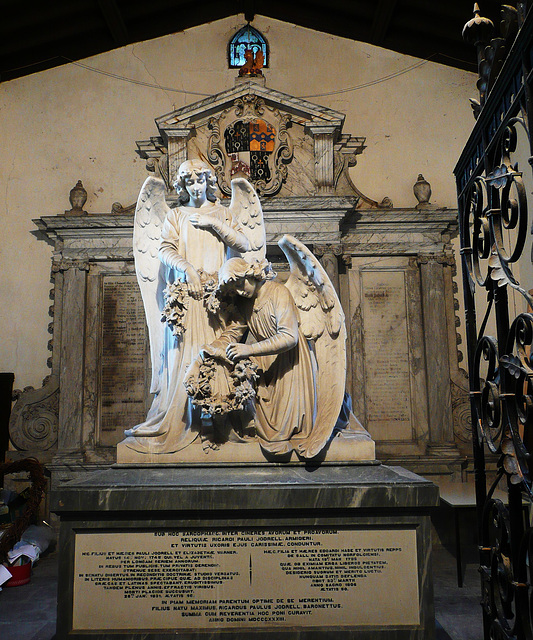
[
  {"x1": 185, "y1": 267, "x2": 203, "y2": 299},
  {"x1": 226, "y1": 343, "x2": 253, "y2": 361},
  {"x1": 200, "y1": 344, "x2": 231, "y2": 363},
  {"x1": 189, "y1": 213, "x2": 216, "y2": 229}
]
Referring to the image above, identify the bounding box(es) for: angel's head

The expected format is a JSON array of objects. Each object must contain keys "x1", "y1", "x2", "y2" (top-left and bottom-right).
[
  {"x1": 218, "y1": 258, "x2": 275, "y2": 298},
  {"x1": 174, "y1": 160, "x2": 217, "y2": 205}
]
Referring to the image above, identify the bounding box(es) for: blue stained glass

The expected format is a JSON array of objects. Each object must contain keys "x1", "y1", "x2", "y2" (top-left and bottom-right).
[{"x1": 229, "y1": 25, "x2": 268, "y2": 68}]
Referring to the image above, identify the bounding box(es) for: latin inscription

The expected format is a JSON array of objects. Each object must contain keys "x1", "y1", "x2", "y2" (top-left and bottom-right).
[
  {"x1": 362, "y1": 270, "x2": 412, "y2": 439},
  {"x1": 73, "y1": 528, "x2": 419, "y2": 630},
  {"x1": 100, "y1": 275, "x2": 148, "y2": 445}
]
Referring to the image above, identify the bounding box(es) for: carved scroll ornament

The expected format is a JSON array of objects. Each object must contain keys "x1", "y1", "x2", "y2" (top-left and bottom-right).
[{"x1": 9, "y1": 375, "x2": 59, "y2": 451}]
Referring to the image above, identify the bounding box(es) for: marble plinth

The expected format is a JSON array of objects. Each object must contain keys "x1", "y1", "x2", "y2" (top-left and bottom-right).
[
  {"x1": 51, "y1": 464, "x2": 438, "y2": 640},
  {"x1": 116, "y1": 428, "x2": 376, "y2": 464}
]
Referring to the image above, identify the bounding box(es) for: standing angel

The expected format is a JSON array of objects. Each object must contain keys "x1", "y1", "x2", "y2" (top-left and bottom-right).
[{"x1": 123, "y1": 159, "x2": 265, "y2": 454}]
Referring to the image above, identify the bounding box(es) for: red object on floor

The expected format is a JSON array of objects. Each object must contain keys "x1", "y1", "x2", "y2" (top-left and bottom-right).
[{"x1": 4, "y1": 561, "x2": 31, "y2": 587}]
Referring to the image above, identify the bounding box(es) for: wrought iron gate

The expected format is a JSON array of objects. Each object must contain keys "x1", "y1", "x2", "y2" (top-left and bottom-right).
[{"x1": 456, "y1": 4, "x2": 533, "y2": 638}]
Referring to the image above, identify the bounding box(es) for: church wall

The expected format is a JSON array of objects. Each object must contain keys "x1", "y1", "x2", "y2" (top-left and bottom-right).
[{"x1": 0, "y1": 14, "x2": 477, "y2": 391}]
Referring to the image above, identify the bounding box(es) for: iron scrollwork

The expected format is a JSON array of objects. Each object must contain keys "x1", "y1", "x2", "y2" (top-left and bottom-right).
[{"x1": 457, "y1": 6, "x2": 533, "y2": 639}]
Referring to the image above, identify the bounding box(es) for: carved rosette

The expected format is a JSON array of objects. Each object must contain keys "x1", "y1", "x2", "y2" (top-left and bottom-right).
[
  {"x1": 207, "y1": 95, "x2": 293, "y2": 196},
  {"x1": 9, "y1": 375, "x2": 59, "y2": 451}
]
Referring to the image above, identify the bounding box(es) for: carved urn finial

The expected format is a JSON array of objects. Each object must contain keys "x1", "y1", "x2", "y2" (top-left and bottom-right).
[
  {"x1": 414, "y1": 174, "x2": 431, "y2": 208},
  {"x1": 462, "y1": 4, "x2": 494, "y2": 47},
  {"x1": 463, "y1": 4, "x2": 495, "y2": 106},
  {"x1": 65, "y1": 180, "x2": 88, "y2": 216}
]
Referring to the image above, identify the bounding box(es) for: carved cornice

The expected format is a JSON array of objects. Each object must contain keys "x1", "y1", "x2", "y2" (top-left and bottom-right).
[
  {"x1": 334, "y1": 134, "x2": 366, "y2": 157},
  {"x1": 33, "y1": 212, "x2": 134, "y2": 248},
  {"x1": 35, "y1": 214, "x2": 136, "y2": 232},
  {"x1": 343, "y1": 207, "x2": 458, "y2": 231},
  {"x1": 261, "y1": 196, "x2": 357, "y2": 212},
  {"x1": 153, "y1": 81, "x2": 346, "y2": 131},
  {"x1": 36, "y1": 203, "x2": 458, "y2": 260}
]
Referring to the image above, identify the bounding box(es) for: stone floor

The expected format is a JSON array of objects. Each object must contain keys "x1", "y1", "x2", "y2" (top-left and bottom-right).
[
  {"x1": 433, "y1": 547, "x2": 483, "y2": 640},
  {"x1": 0, "y1": 545, "x2": 483, "y2": 640}
]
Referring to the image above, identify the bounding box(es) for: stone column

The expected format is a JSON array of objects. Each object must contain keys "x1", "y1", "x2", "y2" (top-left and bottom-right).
[
  {"x1": 307, "y1": 124, "x2": 338, "y2": 194},
  {"x1": 418, "y1": 254, "x2": 460, "y2": 458},
  {"x1": 314, "y1": 243, "x2": 342, "y2": 294},
  {"x1": 52, "y1": 259, "x2": 89, "y2": 471}
]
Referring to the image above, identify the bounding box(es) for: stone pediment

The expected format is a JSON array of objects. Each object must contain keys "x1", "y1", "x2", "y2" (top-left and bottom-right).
[
  {"x1": 136, "y1": 79, "x2": 375, "y2": 202},
  {"x1": 154, "y1": 80, "x2": 346, "y2": 130}
]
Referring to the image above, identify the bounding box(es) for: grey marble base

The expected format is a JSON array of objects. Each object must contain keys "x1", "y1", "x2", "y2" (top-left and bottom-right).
[{"x1": 51, "y1": 464, "x2": 438, "y2": 639}]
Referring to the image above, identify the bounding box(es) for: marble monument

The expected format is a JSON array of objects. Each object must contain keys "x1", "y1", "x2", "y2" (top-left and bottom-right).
[
  {"x1": 40, "y1": 70, "x2": 441, "y2": 640},
  {"x1": 117, "y1": 159, "x2": 373, "y2": 463},
  {"x1": 12, "y1": 77, "x2": 468, "y2": 492}
]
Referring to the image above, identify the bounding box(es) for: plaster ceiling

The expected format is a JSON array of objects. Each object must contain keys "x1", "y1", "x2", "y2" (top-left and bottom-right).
[{"x1": 1, "y1": 1, "x2": 504, "y2": 82}]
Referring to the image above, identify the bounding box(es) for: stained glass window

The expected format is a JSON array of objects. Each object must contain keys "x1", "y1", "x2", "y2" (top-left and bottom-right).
[{"x1": 228, "y1": 25, "x2": 268, "y2": 68}]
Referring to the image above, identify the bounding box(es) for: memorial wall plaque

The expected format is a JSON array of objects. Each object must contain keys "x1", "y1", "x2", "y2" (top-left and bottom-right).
[
  {"x1": 72, "y1": 527, "x2": 419, "y2": 631},
  {"x1": 99, "y1": 275, "x2": 149, "y2": 446},
  {"x1": 361, "y1": 270, "x2": 413, "y2": 440}
]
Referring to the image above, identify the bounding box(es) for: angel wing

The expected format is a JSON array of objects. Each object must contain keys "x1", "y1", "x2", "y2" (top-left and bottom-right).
[
  {"x1": 279, "y1": 234, "x2": 346, "y2": 458},
  {"x1": 227, "y1": 178, "x2": 266, "y2": 262},
  {"x1": 133, "y1": 176, "x2": 171, "y2": 394}
]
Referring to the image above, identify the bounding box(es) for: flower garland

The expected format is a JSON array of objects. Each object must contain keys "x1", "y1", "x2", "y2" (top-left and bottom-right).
[
  {"x1": 161, "y1": 270, "x2": 235, "y2": 336},
  {"x1": 184, "y1": 355, "x2": 259, "y2": 416}
]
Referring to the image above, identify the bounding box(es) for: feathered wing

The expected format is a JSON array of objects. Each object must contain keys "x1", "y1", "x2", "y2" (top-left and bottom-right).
[
  {"x1": 133, "y1": 176, "x2": 171, "y2": 394},
  {"x1": 278, "y1": 234, "x2": 346, "y2": 458},
  {"x1": 228, "y1": 177, "x2": 266, "y2": 262}
]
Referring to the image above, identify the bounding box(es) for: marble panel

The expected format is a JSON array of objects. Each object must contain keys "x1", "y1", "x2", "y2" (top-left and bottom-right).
[
  {"x1": 81, "y1": 264, "x2": 100, "y2": 452},
  {"x1": 347, "y1": 257, "x2": 428, "y2": 459},
  {"x1": 52, "y1": 465, "x2": 437, "y2": 512},
  {"x1": 419, "y1": 257, "x2": 457, "y2": 458},
  {"x1": 361, "y1": 269, "x2": 412, "y2": 440},
  {"x1": 277, "y1": 124, "x2": 316, "y2": 197},
  {"x1": 99, "y1": 274, "x2": 149, "y2": 446},
  {"x1": 404, "y1": 265, "x2": 430, "y2": 453},
  {"x1": 72, "y1": 527, "x2": 419, "y2": 630}
]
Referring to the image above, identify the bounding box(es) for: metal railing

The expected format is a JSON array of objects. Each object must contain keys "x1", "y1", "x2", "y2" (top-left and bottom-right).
[{"x1": 456, "y1": 3, "x2": 533, "y2": 637}]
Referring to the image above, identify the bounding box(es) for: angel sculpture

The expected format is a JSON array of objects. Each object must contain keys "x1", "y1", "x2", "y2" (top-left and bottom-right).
[
  {"x1": 187, "y1": 235, "x2": 362, "y2": 460},
  {"x1": 123, "y1": 159, "x2": 265, "y2": 454}
]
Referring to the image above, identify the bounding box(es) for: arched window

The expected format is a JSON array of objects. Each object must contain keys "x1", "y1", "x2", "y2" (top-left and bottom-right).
[{"x1": 228, "y1": 25, "x2": 269, "y2": 68}]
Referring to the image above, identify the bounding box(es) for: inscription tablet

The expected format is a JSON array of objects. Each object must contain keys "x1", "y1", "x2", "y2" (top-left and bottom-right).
[
  {"x1": 99, "y1": 275, "x2": 148, "y2": 445},
  {"x1": 361, "y1": 270, "x2": 412, "y2": 440},
  {"x1": 73, "y1": 527, "x2": 419, "y2": 631}
]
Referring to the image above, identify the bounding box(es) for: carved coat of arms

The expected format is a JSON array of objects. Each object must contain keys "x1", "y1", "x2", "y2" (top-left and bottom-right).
[{"x1": 207, "y1": 95, "x2": 292, "y2": 196}]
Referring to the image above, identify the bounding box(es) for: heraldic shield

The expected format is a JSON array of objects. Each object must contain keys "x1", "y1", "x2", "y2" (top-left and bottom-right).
[
  {"x1": 225, "y1": 118, "x2": 275, "y2": 183},
  {"x1": 207, "y1": 95, "x2": 293, "y2": 196}
]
